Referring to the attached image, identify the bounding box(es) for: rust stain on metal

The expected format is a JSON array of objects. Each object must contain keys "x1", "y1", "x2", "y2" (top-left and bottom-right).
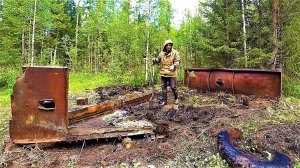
[
  {"x1": 76, "y1": 97, "x2": 88, "y2": 106},
  {"x1": 185, "y1": 68, "x2": 281, "y2": 99},
  {"x1": 10, "y1": 66, "x2": 69, "y2": 144},
  {"x1": 10, "y1": 66, "x2": 154, "y2": 144}
]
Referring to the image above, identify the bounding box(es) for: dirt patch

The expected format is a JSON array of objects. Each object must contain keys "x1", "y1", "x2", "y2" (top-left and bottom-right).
[
  {"x1": 95, "y1": 85, "x2": 146, "y2": 103},
  {"x1": 255, "y1": 123, "x2": 300, "y2": 159},
  {"x1": 1, "y1": 86, "x2": 300, "y2": 167}
]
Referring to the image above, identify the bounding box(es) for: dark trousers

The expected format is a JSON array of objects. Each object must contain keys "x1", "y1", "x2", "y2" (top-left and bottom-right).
[{"x1": 161, "y1": 76, "x2": 178, "y2": 103}]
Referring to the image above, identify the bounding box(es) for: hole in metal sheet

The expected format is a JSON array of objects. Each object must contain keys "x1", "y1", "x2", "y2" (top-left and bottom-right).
[
  {"x1": 216, "y1": 79, "x2": 224, "y2": 87},
  {"x1": 38, "y1": 99, "x2": 55, "y2": 111}
]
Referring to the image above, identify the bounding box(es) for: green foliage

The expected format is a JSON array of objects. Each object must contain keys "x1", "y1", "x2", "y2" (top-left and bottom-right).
[
  {"x1": 242, "y1": 122, "x2": 260, "y2": 137},
  {"x1": 68, "y1": 159, "x2": 75, "y2": 168},
  {"x1": 281, "y1": 0, "x2": 300, "y2": 85},
  {"x1": 283, "y1": 75, "x2": 300, "y2": 98},
  {"x1": 204, "y1": 153, "x2": 229, "y2": 168},
  {"x1": 105, "y1": 61, "x2": 125, "y2": 84},
  {"x1": 244, "y1": 48, "x2": 272, "y2": 68},
  {"x1": 0, "y1": 0, "x2": 300, "y2": 96},
  {"x1": 0, "y1": 68, "x2": 18, "y2": 89},
  {"x1": 129, "y1": 67, "x2": 146, "y2": 86}
]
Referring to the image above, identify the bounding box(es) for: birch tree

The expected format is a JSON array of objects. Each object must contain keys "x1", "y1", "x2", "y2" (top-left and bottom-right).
[
  {"x1": 272, "y1": 0, "x2": 279, "y2": 69},
  {"x1": 241, "y1": 0, "x2": 247, "y2": 67},
  {"x1": 30, "y1": 0, "x2": 37, "y2": 66}
]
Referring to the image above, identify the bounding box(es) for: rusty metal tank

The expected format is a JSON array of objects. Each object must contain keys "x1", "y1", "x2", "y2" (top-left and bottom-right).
[
  {"x1": 10, "y1": 66, "x2": 69, "y2": 143},
  {"x1": 184, "y1": 68, "x2": 282, "y2": 99}
]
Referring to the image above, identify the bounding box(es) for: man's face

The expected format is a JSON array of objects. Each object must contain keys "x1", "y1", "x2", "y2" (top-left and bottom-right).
[{"x1": 166, "y1": 44, "x2": 173, "y2": 52}]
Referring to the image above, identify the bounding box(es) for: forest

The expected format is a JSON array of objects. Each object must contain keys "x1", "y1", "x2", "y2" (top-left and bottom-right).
[
  {"x1": 0, "y1": 0, "x2": 299, "y2": 94},
  {"x1": 0, "y1": 0, "x2": 300, "y2": 167}
]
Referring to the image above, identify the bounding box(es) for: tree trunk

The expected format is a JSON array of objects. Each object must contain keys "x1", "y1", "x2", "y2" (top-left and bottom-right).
[
  {"x1": 224, "y1": 0, "x2": 231, "y2": 67},
  {"x1": 272, "y1": 0, "x2": 279, "y2": 69},
  {"x1": 50, "y1": 50, "x2": 53, "y2": 63},
  {"x1": 40, "y1": 38, "x2": 43, "y2": 65},
  {"x1": 88, "y1": 34, "x2": 91, "y2": 66},
  {"x1": 185, "y1": 45, "x2": 188, "y2": 69},
  {"x1": 53, "y1": 43, "x2": 57, "y2": 65},
  {"x1": 94, "y1": 37, "x2": 97, "y2": 72},
  {"x1": 241, "y1": 0, "x2": 247, "y2": 67},
  {"x1": 258, "y1": 0, "x2": 263, "y2": 49},
  {"x1": 75, "y1": 0, "x2": 81, "y2": 68},
  {"x1": 225, "y1": 1, "x2": 230, "y2": 46},
  {"x1": 21, "y1": 30, "x2": 25, "y2": 64},
  {"x1": 30, "y1": 0, "x2": 37, "y2": 66},
  {"x1": 189, "y1": 17, "x2": 193, "y2": 67},
  {"x1": 27, "y1": 18, "x2": 31, "y2": 65},
  {"x1": 145, "y1": 0, "x2": 152, "y2": 82},
  {"x1": 146, "y1": 28, "x2": 150, "y2": 82}
]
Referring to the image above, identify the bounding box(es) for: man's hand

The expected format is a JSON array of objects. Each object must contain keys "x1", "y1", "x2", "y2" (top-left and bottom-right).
[
  {"x1": 152, "y1": 58, "x2": 157, "y2": 64},
  {"x1": 169, "y1": 64, "x2": 175, "y2": 71}
]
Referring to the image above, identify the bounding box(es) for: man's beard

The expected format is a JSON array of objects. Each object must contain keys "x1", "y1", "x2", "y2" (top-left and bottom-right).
[{"x1": 166, "y1": 48, "x2": 172, "y2": 53}]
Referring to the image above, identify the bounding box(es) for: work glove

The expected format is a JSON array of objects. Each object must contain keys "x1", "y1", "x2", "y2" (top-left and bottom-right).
[
  {"x1": 152, "y1": 58, "x2": 157, "y2": 64},
  {"x1": 169, "y1": 64, "x2": 176, "y2": 72}
]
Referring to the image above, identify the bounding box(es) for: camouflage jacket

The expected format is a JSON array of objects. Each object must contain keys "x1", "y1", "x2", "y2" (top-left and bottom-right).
[{"x1": 154, "y1": 49, "x2": 180, "y2": 77}]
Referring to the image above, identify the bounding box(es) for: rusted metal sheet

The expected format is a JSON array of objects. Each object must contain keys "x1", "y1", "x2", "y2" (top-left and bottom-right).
[
  {"x1": 67, "y1": 127, "x2": 153, "y2": 141},
  {"x1": 185, "y1": 68, "x2": 281, "y2": 99},
  {"x1": 68, "y1": 92, "x2": 152, "y2": 122},
  {"x1": 10, "y1": 66, "x2": 69, "y2": 143},
  {"x1": 67, "y1": 108, "x2": 154, "y2": 141},
  {"x1": 10, "y1": 66, "x2": 154, "y2": 144}
]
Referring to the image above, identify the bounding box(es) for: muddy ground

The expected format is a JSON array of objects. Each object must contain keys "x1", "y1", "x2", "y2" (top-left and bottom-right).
[{"x1": 1, "y1": 85, "x2": 300, "y2": 167}]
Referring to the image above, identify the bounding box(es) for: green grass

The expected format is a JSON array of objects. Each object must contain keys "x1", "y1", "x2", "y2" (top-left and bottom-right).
[
  {"x1": 69, "y1": 72, "x2": 113, "y2": 94},
  {"x1": 0, "y1": 89, "x2": 11, "y2": 106},
  {"x1": 68, "y1": 71, "x2": 146, "y2": 94},
  {"x1": 0, "y1": 88, "x2": 12, "y2": 141}
]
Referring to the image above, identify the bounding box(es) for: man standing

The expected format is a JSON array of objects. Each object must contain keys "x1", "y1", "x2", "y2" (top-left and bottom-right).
[{"x1": 152, "y1": 40, "x2": 180, "y2": 106}]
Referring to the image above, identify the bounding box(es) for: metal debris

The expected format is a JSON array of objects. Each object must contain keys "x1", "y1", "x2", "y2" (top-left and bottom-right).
[
  {"x1": 185, "y1": 68, "x2": 282, "y2": 99},
  {"x1": 10, "y1": 66, "x2": 154, "y2": 144}
]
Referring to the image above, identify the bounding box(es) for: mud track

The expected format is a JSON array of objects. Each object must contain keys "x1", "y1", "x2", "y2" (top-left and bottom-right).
[{"x1": 1, "y1": 85, "x2": 299, "y2": 167}]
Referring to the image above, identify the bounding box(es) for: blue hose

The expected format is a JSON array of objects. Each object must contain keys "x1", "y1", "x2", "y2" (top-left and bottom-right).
[{"x1": 218, "y1": 130, "x2": 291, "y2": 168}]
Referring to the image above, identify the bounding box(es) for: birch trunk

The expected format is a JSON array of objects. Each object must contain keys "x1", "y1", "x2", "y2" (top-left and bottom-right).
[
  {"x1": 272, "y1": 0, "x2": 279, "y2": 69},
  {"x1": 30, "y1": 0, "x2": 37, "y2": 66},
  {"x1": 75, "y1": 0, "x2": 81, "y2": 68},
  {"x1": 145, "y1": 0, "x2": 152, "y2": 82},
  {"x1": 146, "y1": 28, "x2": 150, "y2": 82},
  {"x1": 241, "y1": 0, "x2": 247, "y2": 67},
  {"x1": 21, "y1": 30, "x2": 25, "y2": 64},
  {"x1": 88, "y1": 34, "x2": 91, "y2": 66},
  {"x1": 258, "y1": 0, "x2": 263, "y2": 49},
  {"x1": 27, "y1": 18, "x2": 31, "y2": 65},
  {"x1": 40, "y1": 38, "x2": 43, "y2": 65},
  {"x1": 189, "y1": 17, "x2": 192, "y2": 67},
  {"x1": 53, "y1": 43, "x2": 57, "y2": 65},
  {"x1": 50, "y1": 50, "x2": 53, "y2": 63}
]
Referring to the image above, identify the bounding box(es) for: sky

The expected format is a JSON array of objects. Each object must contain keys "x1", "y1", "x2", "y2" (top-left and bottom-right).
[
  {"x1": 169, "y1": 0, "x2": 200, "y2": 28},
  {"x1": 76, "y1": 0, "x2": 202, "y2": 28}
]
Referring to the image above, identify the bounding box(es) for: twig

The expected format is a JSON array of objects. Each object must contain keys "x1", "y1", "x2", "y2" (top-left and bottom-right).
[{"x1": 79, "y1": 140, "x2": 86, "y2": 157}]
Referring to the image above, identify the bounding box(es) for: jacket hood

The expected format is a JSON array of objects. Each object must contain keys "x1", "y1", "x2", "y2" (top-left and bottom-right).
[
  {"x1": 163, "y1": 40, "x2": 173, "y2": 52},
  {"x1": 164, "y1": 40, "x2": 173, "y2": 47}
]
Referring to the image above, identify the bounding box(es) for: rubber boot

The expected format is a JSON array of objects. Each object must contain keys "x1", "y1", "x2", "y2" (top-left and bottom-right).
[
  {"x1": 160, "y1": 91, "x2": 167, "y2": 106},
  {"x1": 172, "y1": 88, "x2": 179, "y2": 105}
]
